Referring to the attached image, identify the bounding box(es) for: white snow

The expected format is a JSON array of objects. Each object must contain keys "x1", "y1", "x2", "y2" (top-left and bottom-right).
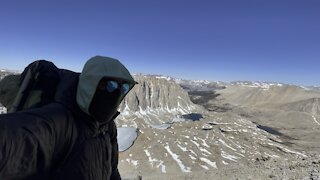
[
  {"x1": 117, "y1": 127, "x2": 138, "y2": 152},
  {"x1": 190, "y1": 140, "x2": 200, "y2": 147},
  {"x1": 200, "y1": 148, "x2": 212, "y2": 155},
  {"x1": 126, "y1": 158, "x2": 139, "y2": 167},
  {"x1": 208, "y1": 121, "x2": 232, "y2": 125},
  {"x1": 155, "y1": 75, "x2": 173, "y2": 81},
  {"x1": 177, "y1": 144, "x2": 188, "y2": 152},
  {"x1": 312, "y1": 115, "x2": 320, "y2": 126},
  {"x1": 189, "y1": 149, "x2": 198, "y2": 157},
  {"x1": 222, "y1": 160, "x2": 229, "y2": 165},
  {"x1": 200, "y1": 165, "x2": 209, "y2": 170},
  {"x1": 198, "y1": 138, "x2": 210, "y2": 148},
  {"x1": 150, "y1": 123, "x2": 172, "y2": 129},
  {"x1": 144, "y1": 149, "x2": 166, "y2": 173},
  {"x1": 221, "y1": 151, "x2": 240, "y2": 162},
  {"x1": 202, "y1": 124, "x2": 213, "y2": 130},
  {"x1": 189, "y1": 155, "x2": 197, "y2": 160},
  {"x1": 267, "y1": 143, "x2": 307, "y2": 157},
  {"x1": 193, "y1": 80, "x2": 211, "y2": 84},
  {"x1": 222, "y1": 135, "x2": 244, "y2": 149},
  {"x1": 218, "y1": 139, "x2": 237, "y2": 151},
  {"x1": 199, "y1": 157, "x2": 217, "y2": 168},
  {"x1": 158, "y1": 161, "x2": 167, "y2": 173},
  {"x1": 172, "y1": 117, "x2": 187, "y2": 122},
  {"x1": 164, "y1": 144, "x2": 191, "y2": 172},
  {"x1": 264, "y1": 152, "x2": 280, "y2": 158},
  {"x1": 234, "y1": 81, "x2": 283, "y2": 90},
  {"x1": 132, "y1": 160, "x2": 138, "y2": 166},
  {"x1": 180, "y1": 135, "x2": 190, "y2": 138}
]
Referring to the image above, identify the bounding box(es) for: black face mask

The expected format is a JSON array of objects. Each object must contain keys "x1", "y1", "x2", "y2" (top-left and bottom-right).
[
  {"x1": 89, "y1": 78, "x2": 131, "y2": 122},
  {"x1": 89, "y1": 90, "x2": 121, "y2": 122}
]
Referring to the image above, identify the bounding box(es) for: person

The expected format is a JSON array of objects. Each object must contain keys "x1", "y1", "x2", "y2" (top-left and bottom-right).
[{"x1": 0, "y1": 56, "x2": 137, "y2": 180}]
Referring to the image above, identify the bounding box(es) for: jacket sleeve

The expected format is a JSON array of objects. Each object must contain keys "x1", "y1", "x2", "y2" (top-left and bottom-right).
[
  {"x1": 0, "y1": 105, "x2": 75, "y2": 179},
  {"x1": 109, "y1": 120, "x2": 121, "y2": 180}
]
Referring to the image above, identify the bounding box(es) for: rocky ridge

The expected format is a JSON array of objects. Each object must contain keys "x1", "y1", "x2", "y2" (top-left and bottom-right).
[{"x1": 117, "y1": 74, "x2": 199, "y2": 126}]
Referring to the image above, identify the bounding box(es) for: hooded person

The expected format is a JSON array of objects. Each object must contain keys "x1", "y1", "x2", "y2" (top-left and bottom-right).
[
  {"x1": 0, "y1": 56, "x2": 136, "y2": 180},
  {"x1": 77, "y1": 56, "x2": 136, "y2": 123}
]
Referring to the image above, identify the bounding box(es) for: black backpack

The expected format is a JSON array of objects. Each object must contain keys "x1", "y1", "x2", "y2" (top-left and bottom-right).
[{"x1": 9, "y1": 60, "x2": 61, "y2": 112}]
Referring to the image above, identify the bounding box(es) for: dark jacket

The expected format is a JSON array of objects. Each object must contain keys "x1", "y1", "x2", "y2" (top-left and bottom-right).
[{"x1": 0, "y1": 56, "x2": 136, "y2": 179}]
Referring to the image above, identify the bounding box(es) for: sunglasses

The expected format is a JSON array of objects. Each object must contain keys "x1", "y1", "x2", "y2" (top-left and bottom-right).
[{"x1": 105, "y1": 80, "x2": 131, "y2": 95}]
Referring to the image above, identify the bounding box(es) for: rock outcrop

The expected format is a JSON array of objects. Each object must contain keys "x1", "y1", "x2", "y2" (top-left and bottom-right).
[{"x1": 119, "y1": 75, "x2": 197, "y2": 114}]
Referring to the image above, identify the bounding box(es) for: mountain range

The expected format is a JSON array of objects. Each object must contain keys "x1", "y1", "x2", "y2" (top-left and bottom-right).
[{"x1": 116, "y1": 74, "x2": 320, "y2": 179}]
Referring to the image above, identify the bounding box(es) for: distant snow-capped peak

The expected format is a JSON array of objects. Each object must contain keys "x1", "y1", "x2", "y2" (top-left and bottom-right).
[
  {"x1": 189, "y1": 80, "x2": 211, "y2": 84},
  {"x1": 300, "y1": 86, "x2": 320, "y2": 91},
  {"x1": 231, "y1": 81, "x2": 284, "y2": 90},
  {"x1": 132, "y1": 74, "x2": 225, "y2": 92},
  {"x1": 0, "y1": 69, "x2": 21, "y2": 74},
  {"x1": 154, "y1": 75, "x2": 173, "y2": 81}
]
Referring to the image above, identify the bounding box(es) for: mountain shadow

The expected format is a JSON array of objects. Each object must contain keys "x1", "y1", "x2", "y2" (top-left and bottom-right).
[{"x1": 188, "y1": 90, "x2": 231, "y2": 112}]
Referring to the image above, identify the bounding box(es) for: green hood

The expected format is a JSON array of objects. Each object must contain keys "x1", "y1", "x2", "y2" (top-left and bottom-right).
[{"x1": 76, "y1": 56, "x2": 136, "y2": 115}]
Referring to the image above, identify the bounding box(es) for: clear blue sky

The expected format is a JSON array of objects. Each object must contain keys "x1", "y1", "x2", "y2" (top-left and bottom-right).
[{"x1": 0, "y1": 0, "x2": 319, "y2": 86}]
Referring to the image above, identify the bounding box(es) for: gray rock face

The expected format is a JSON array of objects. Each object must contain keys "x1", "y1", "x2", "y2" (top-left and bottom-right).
[
  {"x1": 116, "y1": 75, "x2": 201, "y2": 127},
  {"x1": 119, "y1": 75, "x2": 196, "y2": 114}
]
